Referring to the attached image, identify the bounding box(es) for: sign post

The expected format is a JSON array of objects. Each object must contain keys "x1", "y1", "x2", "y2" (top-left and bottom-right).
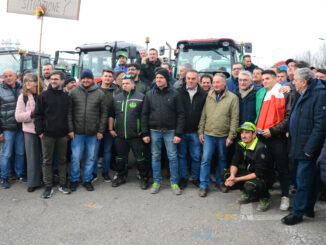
[{"x1": 7, "y1": 0, "x2": 81, "y2": 93}]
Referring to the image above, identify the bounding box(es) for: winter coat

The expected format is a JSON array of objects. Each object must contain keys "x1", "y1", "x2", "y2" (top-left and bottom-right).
[
  {"x1": 141, "y1": 85, "x2": 185, "y2": 137},
  {"x1": 317, "y1": 138, "x2": 326, "y2": 185},
  {"x1": 34, "y1": 85, "x2": 69, "y2": 137},
  {"x1": 289, "y1": 79, "x2": 326, "y2": 160},
  {"x1": 15, "y1": 94, "x2": 37, "y2": 134},
  {"x1": 245, "y1": 63, "x2": 258, "y2": 73},
  {"x1": 173, "y1": 78, "x2": 186, "y2": 89},
  {"x1": 234, "y1": 85, "x2": 257, "y2": 125},
  {"x1": 134, "y1": 80, "x2": 149, "y2": 95},
  {"x1": 177, "y1": 84, "x2": 207, "y2": 134},
  {"x1": 226, "y1": 77, "x2": 239, "y2": 93},
  {"x1": 112, "y1": 89, "x2": 144, "y2": 139},
  {"x1": 139, "y1": 57, "x2": 163, "y2": 87},
  {"x1": 68, "y1": 82, "x2": 107, "y2": 136},
  {"x1": 198, "y1": 88, "x2": 239, "y2": 140},
  {"x1": 0, "y1": 81, "x2": 22, "y2": 132}
]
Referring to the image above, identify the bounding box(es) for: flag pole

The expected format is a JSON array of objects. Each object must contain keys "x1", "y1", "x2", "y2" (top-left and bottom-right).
[{"x1": 37, "y1": 15, "x2": 44, "y2": 95}]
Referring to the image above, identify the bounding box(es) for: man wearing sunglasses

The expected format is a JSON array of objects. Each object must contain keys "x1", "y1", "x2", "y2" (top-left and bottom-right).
[{"x1": 109, "y1": 75, "x2": 150, "y2": 189}]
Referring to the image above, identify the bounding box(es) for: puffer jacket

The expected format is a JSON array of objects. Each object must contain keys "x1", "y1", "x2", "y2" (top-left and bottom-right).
[
  {"x1": 68, "y1": 82, "x2": 107, "y2": 136},
  {"x1": 112, "y1": 89, "x2": 144, "y2": 139},
  {"x1": 141, "y1": 85, "x2": 185, "y2": 137},
  {"x1": 15, "y1": 94, "x2": 37, "y2": 134},
  {"x1": 198, "y1": 88, "x2": 239, "y2": 140},
  {"x1": 0, "y1": 81, "x2": 22, "y2": 132}
]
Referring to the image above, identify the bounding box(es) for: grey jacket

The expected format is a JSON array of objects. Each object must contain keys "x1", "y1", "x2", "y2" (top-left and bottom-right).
[
  {"x1": 0, "y1": 81, "x2": 22, "y2": 132},
  {"x1": 68, "y1": 82, "x2": 107, "y2": 136}
]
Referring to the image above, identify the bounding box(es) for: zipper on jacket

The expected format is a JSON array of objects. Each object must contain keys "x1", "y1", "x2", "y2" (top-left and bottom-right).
[
  {"x1": 84, "y1": 92, "x2": 88, "y2": 134},
  {"x1": 121, "y1": 100, "x2": 124, "y2": 112},
  {"x1": 114, "y1": 118, "x2": 116, "y2": 130},
  {"x1": 124, "y1": 91, "x2": 131, "y2": 139},
  {"x1": 137, "y1": 119, "x2": 140, "y2": 133}
]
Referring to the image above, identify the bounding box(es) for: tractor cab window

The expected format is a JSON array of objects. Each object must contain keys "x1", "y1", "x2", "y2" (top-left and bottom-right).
[{"x1": 80, "y1": 51, "x2": 112, "y2": 78}]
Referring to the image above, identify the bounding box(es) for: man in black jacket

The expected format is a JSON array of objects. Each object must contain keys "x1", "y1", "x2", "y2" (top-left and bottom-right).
[
  {"x1": 177, "y1": 70, "x2": 207, "y2": 189},
  {"x1": 34, "y1": 70, "x2": 71, "y2": 198},
  {"x1": 223, "y1": 122, "x2": 274, "y2": 212},
  {"x1": 109, "y1": 75, "x2": 150, "y2": 189},
  {"x1": 139, "y1": 48, "x2": 162, "y2": 87},
  {"x1": 68, "y1": 69, "x2": 107, "y2": 192},
  {"x1": 141, "y1": 69, "x2": 185, "y2": 195}
]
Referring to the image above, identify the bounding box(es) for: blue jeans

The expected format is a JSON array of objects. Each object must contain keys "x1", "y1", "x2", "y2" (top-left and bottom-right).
[
  {"x1": 93, "y1": 133, "x2": 113, "y2": 174},
  {"x1": 0, "y1": 130, "x2": 25, "y2": 179},
  {"x1": 200, "y1": 134, "x2": 227, "y2": 189},
  {"x1": 150, "y1": 130, "x2": 179, "y2": 185},
  {"x1": 291, "y1": 159, "x2": 318, "y2": 218},
  {"x1": 70, "y1": 134, "x2": 98, "y2": 183},
  {"x1": 177, "y1": 133, "x2": 201, "y2": 180}
]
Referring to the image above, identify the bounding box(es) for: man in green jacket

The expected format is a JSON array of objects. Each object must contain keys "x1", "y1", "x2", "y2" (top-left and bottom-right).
[
  {"x1": 68, "y1": 69, "x2": 107, "y2": 192},
  {"x1": 198, "y1": 73, "x2": 239, "y2": 197}
]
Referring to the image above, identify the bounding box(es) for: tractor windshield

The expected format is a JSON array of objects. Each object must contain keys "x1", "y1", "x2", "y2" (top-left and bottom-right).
[
  {"x1": 176, "y1": 46, "x2": 232, "y2": 77},
  {"x1": 79, "y1": 51, "x2": 112, "y2": 78},
  {"x1": 0, "y1": 53, "x2": 20, "y2": 75}
]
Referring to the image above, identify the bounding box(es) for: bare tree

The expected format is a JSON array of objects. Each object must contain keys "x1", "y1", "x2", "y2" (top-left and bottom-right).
[{"x1": 295, "y1": 43, "x2": 326, "y2": 68}]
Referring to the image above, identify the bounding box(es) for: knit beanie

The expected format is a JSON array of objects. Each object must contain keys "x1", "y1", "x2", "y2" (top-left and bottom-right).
[
  {"x1": 64, "y1": 74, "x2": 76, "y2": 87},
  {"x1": 155, "y1": 68, "x2": 170, "y2": 82},
  {"x1": 80, "y1": 69, "x2": 94, "y2": 80}
]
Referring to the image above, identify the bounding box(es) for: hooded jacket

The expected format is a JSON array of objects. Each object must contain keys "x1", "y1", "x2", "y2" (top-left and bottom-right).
[
  {"x1": 112, "y1": 89, "x2": 144, "y2": 139},
  {"x1": 177, "y1": 84, "x2": 207, "y2": 134},
  {"x1": 68, "y1": 82, "x2": 107, "y2": 136},
  {"x1": 139, "y1": 57, "x2": 163, "y2": 87},
  {"x1": 0, "y1": 81, "x2": 23, "y2": 132},
  {"x1": 34, "y1": 85, "x2": 69, "y2": 137},
  {"x1": 141, "y1": 85, "x2": 185, "y2": 137}
]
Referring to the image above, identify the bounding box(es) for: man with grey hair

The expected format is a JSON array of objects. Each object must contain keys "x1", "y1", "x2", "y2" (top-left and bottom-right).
[
  {"x1": 198, "y1": 73, "x2": 239, "y2": 197},
  {"x1": 174, "y1": 63, "x2": 192, "y2": 89},
  {"x1": 234, "y1": 70, "x2": 258, "y2": 125},
  {"x1": 282, "y1": 68, "x2": 326, "y2": 225}
]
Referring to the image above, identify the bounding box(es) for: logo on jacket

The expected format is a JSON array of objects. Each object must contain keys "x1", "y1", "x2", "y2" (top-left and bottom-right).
[{"x1": 129, "y1": 102, "x2": 137, "y2": 108}]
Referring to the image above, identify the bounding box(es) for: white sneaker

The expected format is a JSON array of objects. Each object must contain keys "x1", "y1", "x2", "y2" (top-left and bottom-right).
[{"x1": 280, "y1": 196, "x2": 290, "y2": 211}]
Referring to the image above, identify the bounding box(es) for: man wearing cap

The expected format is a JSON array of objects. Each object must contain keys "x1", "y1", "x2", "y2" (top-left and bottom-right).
[
  {"x1": 68, "y1": 69, "x2": 107, "y2": 192},
  {"x1": 114, "y1": 53, "x2": 128, "y2": 73},
  {"x1": 63, "y1": 74, "x2": 76, "y2": 93},
  {"x1": 198, "y1": 73, "x2": 239, "y2": 197},
  {"x1": 223, "y1": 122, "x2": 275, "y2": 211},
  {"x1": 141, "y1": 68, "x2": 185, "y2": 195}
]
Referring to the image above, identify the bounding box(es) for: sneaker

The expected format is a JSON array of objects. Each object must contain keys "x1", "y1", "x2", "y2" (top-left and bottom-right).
[
  {"x1": 70, "y1": 181, "x2": 79, "y2": 192},
  {"x1": 42, "y1": 187, "x2": 53, "y2": 199},
  {"x1": 280, "y1": 196, "x2": 290, "y2": 211},
  {"x1": 91, "y1": 173, "x2": 98, "y2": 183},
  {"x1": 171, "y1": 184, "x2": 182, "y2": 195},
  {"x1": 198, "y1": 188, "x2": 207, "y2": 197},
  {"x1": 83, "y1": 182, "x2": 94, "y2": 191},
  {"x1": 192, "y1": 180, "x2": 200, "y2": 188},
  {"x1": 18, "y1": 176, "x2": 27, "y2": 182},
  {"x1": 112, "y1": 178, "x2": 126, "y2": 187},
  {"x1": 216, "y1": 183, "x2": 229, "y2": 193},
  {"x1": 102, "y1": 172, "x2": 111, "y2": 183},
  {"x1": 178, "y1": 178, "x2": 188, "y2": 189},
  {"x1": 150, "y1": 183, "x2": 160, "y2": 194},
  {"x1": 140, "y1": 179, "x2": 149, "y2": 190},
  {"x1": 1, "y1": 178, "x2": 10, "y2": 189},
  {"x1": 58, "y1": 185, "x2": 72, "y2": 194},
  {"x1": 257, "y1": 197, "x2": 271, "y2": 212},
  {"x1": 238, "y1": 192, "x2": 251, "y2": 204}
]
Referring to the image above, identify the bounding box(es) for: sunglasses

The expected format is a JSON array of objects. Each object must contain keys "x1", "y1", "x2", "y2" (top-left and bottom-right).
[{"x1": 122, "y1": 75, "x2": 132, "y2": 79}]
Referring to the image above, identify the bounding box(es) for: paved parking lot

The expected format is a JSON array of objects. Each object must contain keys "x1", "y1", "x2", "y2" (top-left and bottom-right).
[{"x1": 0, "y1": 170, "x2": 325, "y2": 245}]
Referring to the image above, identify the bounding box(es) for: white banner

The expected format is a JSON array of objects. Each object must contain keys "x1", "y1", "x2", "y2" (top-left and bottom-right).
[{"x1": 7, "y1": 0, "x2": 81, "y2": 20}]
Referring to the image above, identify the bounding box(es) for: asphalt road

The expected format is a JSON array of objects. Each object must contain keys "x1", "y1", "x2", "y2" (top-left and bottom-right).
[{"x1": 0, "y1": 169, "x2": 325, "y2": 245}]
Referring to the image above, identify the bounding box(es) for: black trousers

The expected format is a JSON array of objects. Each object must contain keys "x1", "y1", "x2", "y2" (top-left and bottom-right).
[
  {"x1": 222, "y1": 169, "x2": 270, "y2": 199},
  {"x1": 115, "y1": 137, "x2": 150, "y2": 180},
  {"x1": 261, "y1": 136, "x2": 290, "y2": 197}
]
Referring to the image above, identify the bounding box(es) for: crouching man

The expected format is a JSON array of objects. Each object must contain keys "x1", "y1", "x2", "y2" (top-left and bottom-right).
[{"x1": 223, "y1": 122, "x2": 275, "y2": 212}]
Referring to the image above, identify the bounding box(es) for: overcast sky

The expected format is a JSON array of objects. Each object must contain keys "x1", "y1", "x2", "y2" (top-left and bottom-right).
[{"x1": 1, "y1": 0, "x2": 326, "y2": 68}]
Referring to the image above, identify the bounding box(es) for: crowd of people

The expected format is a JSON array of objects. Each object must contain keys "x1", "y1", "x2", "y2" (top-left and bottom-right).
[{"x1": 0, "y1": 49, "x2": 326, "y2": 226}]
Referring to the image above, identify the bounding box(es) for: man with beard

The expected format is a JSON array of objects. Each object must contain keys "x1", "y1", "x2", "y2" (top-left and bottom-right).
[
  {"x1": 42, "y1": 63, "x2": 53, "y2": 87},
  {"x1": 127, "y1": 63, "x2": 149, "y2": 94}
]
